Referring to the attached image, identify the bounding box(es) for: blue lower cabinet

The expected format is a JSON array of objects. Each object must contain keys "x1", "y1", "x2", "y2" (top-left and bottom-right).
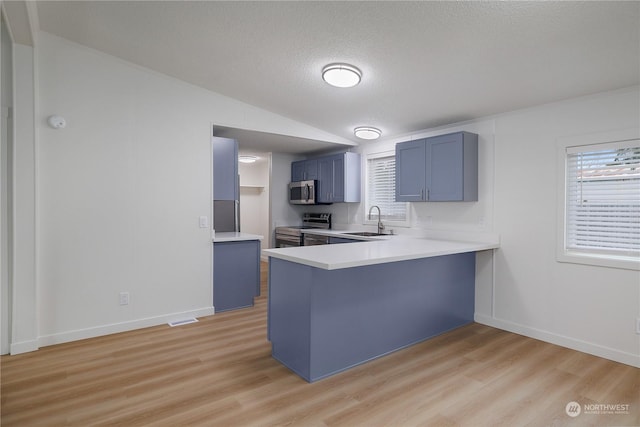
[
  {"x1": 213, "y1": 240, "x2": 260, "y2": 312},
  {"x1": 328, "y1": 237, "x2": 358, "y2": 244},
  {"x1": 268, "y1": 252, "x2": 475, "y2": 382}
]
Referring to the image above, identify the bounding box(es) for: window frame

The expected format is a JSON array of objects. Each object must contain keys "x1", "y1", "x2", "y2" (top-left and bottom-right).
[
  {"x1": 556, "y1": 129, "x2": 640, "y2": 271},
  {"x1": 364, "y1": 150, "x2": 411, "y2": 228}
]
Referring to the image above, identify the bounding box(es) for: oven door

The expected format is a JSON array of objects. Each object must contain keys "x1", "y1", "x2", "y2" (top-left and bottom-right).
[
  {"x1": 303, "y1": 233, "x2": 329, "y2": 246},
  {"x1": 275, "y1": 233, "x2": 302, "y2": 248}
]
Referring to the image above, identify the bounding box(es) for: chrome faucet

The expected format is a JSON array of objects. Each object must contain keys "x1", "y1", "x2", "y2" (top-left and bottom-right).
[{"x1": 368, "y1": 205, "x2": 385, "y2": 235}]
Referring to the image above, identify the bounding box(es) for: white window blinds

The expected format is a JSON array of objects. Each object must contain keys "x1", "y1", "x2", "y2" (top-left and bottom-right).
[
  {"x1": 367, "y1": 155, "x2": 407, "y2": 221},
  {"x1": 566, "y1": 140, "x2": 640, "y2": 256}
]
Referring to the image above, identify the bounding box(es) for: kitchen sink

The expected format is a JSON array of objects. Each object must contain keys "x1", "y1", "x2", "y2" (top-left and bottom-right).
[{"x1": 343, "y1": 231, "x2": 386, "y2": 237}]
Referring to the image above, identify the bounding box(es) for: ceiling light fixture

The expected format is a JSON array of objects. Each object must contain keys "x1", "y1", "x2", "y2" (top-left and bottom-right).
[
  {"x1": 322, "y1": 63, "x2": 362, "y2": 88},
  {"x1": 354, "y1": 127, "x2": 381, "y2": 140},
  {"x1": 239, "y1": 155, "x2": 259, "y2": 164}
]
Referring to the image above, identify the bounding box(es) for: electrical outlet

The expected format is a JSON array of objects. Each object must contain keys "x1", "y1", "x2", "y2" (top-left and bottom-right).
[
  {"x1": 636, "y1": 317, "x2": 640, "y2": 335},
  {"x1": 119, "y1": 292, "x2": 130, "y2": 306}
]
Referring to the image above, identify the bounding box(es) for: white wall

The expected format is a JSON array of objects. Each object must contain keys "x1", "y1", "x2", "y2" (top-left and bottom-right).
[
  {"x1": 27, "y1": 32, "x2": 347, "y2": 349},
  {"x1": 37, "y1": 32, "x2": 212, "y2": 343},
  {"x1": 485, "y1": 87, "x2": 640, "y2": 367},
  {"x1": 239, "y1": 158, "x2": 270, "y2": 248}
]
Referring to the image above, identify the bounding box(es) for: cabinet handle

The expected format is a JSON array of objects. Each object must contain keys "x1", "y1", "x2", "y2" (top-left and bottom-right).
[{"x1": 426, "y1": 188, "x2": 429, "y2": 200}]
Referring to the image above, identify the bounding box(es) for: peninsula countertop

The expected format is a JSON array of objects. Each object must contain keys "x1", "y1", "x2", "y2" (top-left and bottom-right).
[
  {"x1": 213, "y1": 232, "x2": 263, "y2": 243},
  {"x1": 262, "y1": 236, "x2": 498, "y2": 270}
]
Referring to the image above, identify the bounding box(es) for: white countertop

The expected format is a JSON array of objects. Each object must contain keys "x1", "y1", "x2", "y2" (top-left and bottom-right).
[
  {"x1": 263, "y1": 236, "x2": 499, "y2": 270},
  {"x1": 213, "y1": 232, "x2": 263, "y2": 243}
]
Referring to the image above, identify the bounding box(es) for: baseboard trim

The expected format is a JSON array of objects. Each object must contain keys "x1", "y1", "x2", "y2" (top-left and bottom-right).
[
  {"x1": 475, "y1": 314, "x2": 640, "y2": 368},
  {"x1": 37, "y1": 307, "x2": 216, "y2": 349},
  {"x1": 10, "y1": 339, "x2": 39, "y2": 355}
]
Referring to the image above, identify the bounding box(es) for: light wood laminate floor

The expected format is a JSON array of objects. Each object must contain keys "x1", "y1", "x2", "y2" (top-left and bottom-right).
[{"x1": 2, "y1": 262, "x2": 638, "y2": 426}]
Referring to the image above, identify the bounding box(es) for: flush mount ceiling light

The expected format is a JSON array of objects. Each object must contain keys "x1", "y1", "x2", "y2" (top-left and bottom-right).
[
  {"x1": 354, "y1": 127, "x2": 381, "y2": 140},
  {"x1": 322, "y1": 63, "x2": 362, "y2": 88},
  {"x1": 239, "y1": 155, "x2": 259, "y2": 164}
]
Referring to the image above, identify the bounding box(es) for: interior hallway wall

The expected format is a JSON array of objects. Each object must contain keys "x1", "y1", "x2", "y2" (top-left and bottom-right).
[{"x1": 239, "y1": 158, "x2": 270, "y2": 248}]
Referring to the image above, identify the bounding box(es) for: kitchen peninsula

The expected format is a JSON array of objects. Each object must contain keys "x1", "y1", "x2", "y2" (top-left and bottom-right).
[{"x1": 263, "y1": 236, "x2": 498, "y2": 382}]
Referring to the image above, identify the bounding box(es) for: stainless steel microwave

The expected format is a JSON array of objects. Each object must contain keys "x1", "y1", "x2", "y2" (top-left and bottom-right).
[{"x1": 289, "y1": 180, "x2": 316, "y2": 205}]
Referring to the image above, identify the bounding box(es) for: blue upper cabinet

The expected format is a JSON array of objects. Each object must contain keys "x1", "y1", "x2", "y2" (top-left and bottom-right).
[
  {"x1": 291, "y1": 161, "x2": 305, "y2": 181},
  {"x1": 395, "y1": 139, "x2": 427, "y2": 202},
  {"x1": 317, "y1": 156, "x2": 334, "y2": 203},
  {"x1": 212, "y1": 137, "x2": 239, "y2": 201},
  {"x1": 396, "y1": 132, "x2": 478, "y2": 202},
  {"x1": 291, "y1": 159, "x2": 318, "y2": 181},
  {"x1": 317, "y1": 152, "x2": 360, "y2": 203},
  {"x1": 332, "y1": 155, "x2": 345, "y2": 202},
  {"x1": 293, "y1": 152, "x2": 360, "y2": 203}
]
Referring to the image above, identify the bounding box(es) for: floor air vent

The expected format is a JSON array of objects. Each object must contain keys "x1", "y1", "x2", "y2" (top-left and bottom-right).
[{"x1": 168, "y1": 318, "x2": 198, "y2": 327}]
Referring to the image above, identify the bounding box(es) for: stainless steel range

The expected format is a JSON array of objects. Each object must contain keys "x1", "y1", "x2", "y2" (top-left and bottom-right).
[{"x1": 274, "y1": 213, "x2": 332, "y2": 248}]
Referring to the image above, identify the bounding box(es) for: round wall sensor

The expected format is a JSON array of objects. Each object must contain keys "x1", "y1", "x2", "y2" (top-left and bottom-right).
[{"x1": 47, "y1": 115, "x2": 66, "y2": 129}]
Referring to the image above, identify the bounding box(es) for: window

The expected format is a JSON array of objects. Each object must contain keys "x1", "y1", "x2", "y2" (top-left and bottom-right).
[
  {"x1": 366, "y1": 152, "x2": 408, "y2": 224},
  {"x1": 559, "y1": 136, "x2": 640, "y2": 270}
]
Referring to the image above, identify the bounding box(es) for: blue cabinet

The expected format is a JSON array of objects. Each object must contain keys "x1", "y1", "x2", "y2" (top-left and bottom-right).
[
  {"x1": 317, "y1": 156, "x2": 335, "y2": 204},
  {"x1": 212, "y1": 137, "x2": 239, "y2": 201},
  {"x1": 328, "y1": 236, "x2": 358, "y2": 244},
  {"x1": 314, "y1": 152, "x2": 361, "y2": 203},
  {"x1": 213, "y1": 239, "x2": 261, "y2": 312},
  {"x1": 395, "y1": 132, "x2": 478, "y2": 202},
  {"x1": 333, "y1": 156, "x2": 346, "y2": 202},
  {"x1": 395, "y1": 139, "x2": 427, "y2": 202},
  {"x1": 291, "y1": 159, "x2": 318, "y2": 182},
  {"x1": 268, "y1": 252, "x2": 476, "y2": 382}
]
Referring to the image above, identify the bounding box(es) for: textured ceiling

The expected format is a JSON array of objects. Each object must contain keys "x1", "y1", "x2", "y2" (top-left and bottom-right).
[{"x1": 36, "y1": 1, "x2": 640, "y2": 152}]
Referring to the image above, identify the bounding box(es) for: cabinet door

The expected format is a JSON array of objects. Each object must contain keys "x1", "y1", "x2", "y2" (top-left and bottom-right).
[
  {"x1": 331, "y1": 156, "x2": 345, "y2": 202},
  {"x1": 395, "y1": 139, "x2": 426, "y2": 202},
  {"x1": 213, "y1": 240, "x2": 260, "y2": 312},
  {"x1": 426, "y1": 133, "x2": 464, "y2": 201},
  {"x1": 213, "y1": 137, "x2": 238, "y2": 201},
  {"x1": 305, "y1": 159, "x2": 318, "y2": 180},
  {"x1": 291, "y1": 160, "x2": 305, "y2": 181},
  {"x1": 317, "y1": 157, "x2": 334, "y2": 203},
  {"x1": 291, "y1": 159, "x2": 318, "y2": 181}
]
